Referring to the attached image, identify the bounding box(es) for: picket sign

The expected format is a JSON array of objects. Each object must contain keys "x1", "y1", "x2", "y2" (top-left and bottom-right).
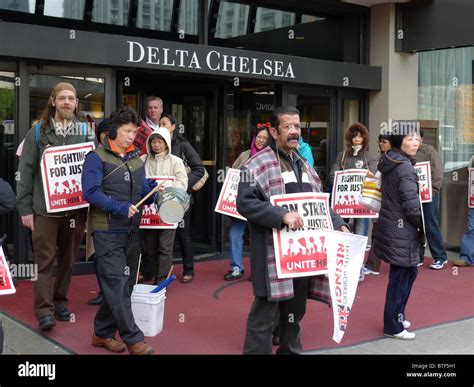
[{"x1": 40, "y1": 142, "x2": 95, "y2": 213}]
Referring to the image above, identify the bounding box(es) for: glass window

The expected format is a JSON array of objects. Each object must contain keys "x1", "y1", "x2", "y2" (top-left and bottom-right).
[
  {"x1": 44, "y1": 0, "x2": 86, "y2": 19},
  {"x1": 301, "y1": 14, "x2": 325, "y2": 24},
  {"x1": 92, "y1": 0, "x2": 130, "y2": 26},
  {"x1": 254, "y1": 7, "x2": 296, "y2": 33},
  {"x1": 136, "y1": 0, "x2": 173, "y2": 31},
  {"x1": 0, "y1": 0, "x2": 35, "y2": 13},
  {"x1": 215, "y1": 2, "x2": 249, "y2": 38},
  {"x1": 418, "y1": 46, "x2": 474, "y2": 170},
  {"x1": 178, "y1": 0, "x2": 198, "y2": 35}
]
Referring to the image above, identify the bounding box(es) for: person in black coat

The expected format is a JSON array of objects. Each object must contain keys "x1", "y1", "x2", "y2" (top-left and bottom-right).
[
  {"x1": 0, "y1": 178, "x2": 16, "y2": 354},
  {"x1": 373, "y1": 129, "x2": 423, "y2": 340},
  {"x1": 160, "y1": 114, "x2": 206, "y2": 283}
]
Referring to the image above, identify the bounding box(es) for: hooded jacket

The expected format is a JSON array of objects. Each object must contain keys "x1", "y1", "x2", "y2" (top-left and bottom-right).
[
  {"x1": 140, "y1": 128, "x2": 188, "y2": 191},
  {"x1": 373, "y1": 150, "x2": 423, "y2": 267}
]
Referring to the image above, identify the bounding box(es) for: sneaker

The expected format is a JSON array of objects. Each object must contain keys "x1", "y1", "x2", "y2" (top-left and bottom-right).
[
  {"x1": 402, "y1": 320, "x2": 411, "y2": 329},
  {"x1": 224, "y1": 267, "x2": 243, "y2": 281},
  {"x1": 430, "y1": 259, "x2": 447, "y2": 270},
  {"x1": 363, "y1": 267, "x2": 380, "y2": 275},
  {"x1": 384, "y1": 330, "x2": 416, "y2": 340}
]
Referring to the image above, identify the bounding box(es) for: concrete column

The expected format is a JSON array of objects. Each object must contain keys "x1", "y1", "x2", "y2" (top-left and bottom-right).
[{"x1": 368, "y1": 3, "x2": 418, "y2": 156}]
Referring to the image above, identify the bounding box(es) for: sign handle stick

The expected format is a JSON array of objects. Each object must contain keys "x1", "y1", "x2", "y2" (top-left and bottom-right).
[{"x1": 135, "y1": 182, "x2": 164, "y2": 208}]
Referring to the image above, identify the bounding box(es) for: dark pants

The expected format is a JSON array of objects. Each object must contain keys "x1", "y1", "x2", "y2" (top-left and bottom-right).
[
  {"x1": 383, "y1": 264, "x2": 418, "y2": 335},
  {"x1": 32, "y1": 211, "x2": 86, "y2": 320},
  {"x1": 141, "y1": 228, "x2": 176, "y2": 283},
  {"x1": 176, "y1": 209, "x2": 195, "y2": 276},
  {"x1": 243, "y1": 277, "x2": 310, "y2": 354},
  {"x1": 419, "y1": 193, "x2": 447, "y2": 262},
  {"x1": 366, "y1": 222, "x2": 381, "y2": 272},
  {"x1": 93, "y1": 231, "x2": 144, "y2": 345}
]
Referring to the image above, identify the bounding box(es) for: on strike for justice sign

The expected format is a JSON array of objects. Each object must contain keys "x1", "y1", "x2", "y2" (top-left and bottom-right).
[
  {"x1": 469, "y1": 168, "x2": 474, "y2": 208},
  {"x1": 415, "y1": 161, "x2": 432, "y2": 203},
  {"x1": 214, "y1": 168, "x2": 246, "y2": 221},
  {"x1": 0, "y1": 246, "x2": 16, "y2": 295},
  {"x1": 140, "y1": 176, "x2": 178, "y2": 229},
  {"x1": 41, "y1": 142, "x2": 95, "y2": 213},
  {"x1": 331, "y1": 169, "x2": 377, "y2": 218},
  {"x1": 270, "y1": 193, "x2": 333, "y2": 279}
]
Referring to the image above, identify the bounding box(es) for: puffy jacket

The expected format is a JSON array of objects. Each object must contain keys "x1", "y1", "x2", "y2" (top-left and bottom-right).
[
  {"x1": 373, "y1": 150, "x2": 423, "y2": 267},
  {"x1": 140, "y1": 127, "x2": 188, "y2": 191},
  {"x1": 171, "y1": 132, "x2": 205, "y2": 192},
  {"x1": 298, "y1": 138, "x2": 314, "y2": 167}
]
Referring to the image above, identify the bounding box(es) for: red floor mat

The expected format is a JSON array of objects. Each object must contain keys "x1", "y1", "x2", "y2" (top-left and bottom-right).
[{"x1": 1, "y1": 258, "x2": 473, "y2": 354}]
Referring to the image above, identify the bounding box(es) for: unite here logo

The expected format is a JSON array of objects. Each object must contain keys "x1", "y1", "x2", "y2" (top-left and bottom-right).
[{"x1": 18, "y1": 361, "x2": 56, "y2": 381}]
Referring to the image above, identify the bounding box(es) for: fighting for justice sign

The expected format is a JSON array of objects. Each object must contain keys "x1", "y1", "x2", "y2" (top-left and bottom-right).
[
  {"x1": 41, "y1": 142, "x2": 95, "y2": 213},
  {"x1": 469, "y1": 168, "x2": 474, "y2": 208},
  {"x1": 0, "y1": 246, "x2": 15, "y2": 295},
  {"x1": 270, "y1": 193, "x2": 333, "y2": 279},
  {"x1": 140, "y1": 177, "x2": 178, "y2": 229},
  {"x1": 415, "y1": 161, "x2": 432, "y2": 203},
  {"x1": 214, "y1": 168, "x2": 246, "y2": 221},
  {"x1": 331, "y1": 169, "x2": 377, "y2": 218}
]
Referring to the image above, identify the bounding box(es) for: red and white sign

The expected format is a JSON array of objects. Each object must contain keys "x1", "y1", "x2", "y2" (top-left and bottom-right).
[
  {"x1": 331, "y1": 169, "x2": 377, "y2": 218},
  {"x1": 214, "y1": 168, "x2": 246, "y2": 221},
  {"x1": 469, "y1": 168, "x2": 474, "y2": 208},
  {"x1": 326, "y1": 230, "x2": 367, "y2": 343},
  {"x1": 0, "y1": 246, "x2": 15, "y2": 295},
  {"x1": 415, "y1": 161, "x2": 432, "y2": 203},
  {"x1": 270, "y1": 193, "x2": 333, "y2": 279},
  {"x1": 41, "y1": 142, "x2": 95, "y2": 213},
  {"x1": 140, "y1": 176, "x2": 178, "y2": 229}
]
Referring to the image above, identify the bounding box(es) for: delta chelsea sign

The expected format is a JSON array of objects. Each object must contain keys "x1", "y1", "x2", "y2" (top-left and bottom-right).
[{"x1": 127, "y1": 40, "x2": 295, "y2": 79}]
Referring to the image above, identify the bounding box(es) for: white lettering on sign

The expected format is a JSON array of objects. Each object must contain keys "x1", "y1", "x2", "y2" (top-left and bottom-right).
[{"x1": 127, "y1": 41, "x2": 295, "y2": 79}]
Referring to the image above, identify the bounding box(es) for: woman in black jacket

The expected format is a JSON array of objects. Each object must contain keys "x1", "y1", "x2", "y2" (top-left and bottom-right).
[
  {"x1": 373, "y1": 130, "x2": 423, "y2": 340},
  {"x1": 160, "y1": 114, "x2": 206, "y2": 283}
]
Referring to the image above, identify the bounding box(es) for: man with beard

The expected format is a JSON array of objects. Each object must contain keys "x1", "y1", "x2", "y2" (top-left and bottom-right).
[
  {"x1": 16, "y1": 82, "x2": 96, "y2": 331},
  {"x1": 237, "y1": 106, "x2": 349, "y2": 354}
]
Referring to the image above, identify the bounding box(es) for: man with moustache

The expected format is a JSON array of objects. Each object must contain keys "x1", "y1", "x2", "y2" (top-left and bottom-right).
[
  {"x1": 16, "y1": 82, "x2": 96, "y2": 331},
  {"x1": 236, "y1": 106, "x2": 349, "y2": 354}
]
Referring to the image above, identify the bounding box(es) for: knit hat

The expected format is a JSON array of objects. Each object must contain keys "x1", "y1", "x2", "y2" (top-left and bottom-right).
[{"x1": 51, "y1": 82, "x2": 77, "y2": 97}]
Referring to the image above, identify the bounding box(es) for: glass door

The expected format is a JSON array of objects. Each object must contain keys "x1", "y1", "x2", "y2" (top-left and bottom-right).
[{"x1": 285, "y1": 87, "x2": 336, "y2": 192}]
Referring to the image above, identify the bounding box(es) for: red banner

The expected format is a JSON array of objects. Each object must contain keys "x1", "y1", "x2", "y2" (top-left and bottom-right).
[
  {"x1": 0, "y1": 246, "x2": 15, "y2": 295},
  {"x1": 214, "y1": 168, "x2": 246, "y2": 221}
]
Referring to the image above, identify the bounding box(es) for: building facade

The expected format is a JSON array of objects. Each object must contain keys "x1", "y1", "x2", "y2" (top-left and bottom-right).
[{"x1": 0, "y1": 0, "x2": 471, "y2": 272}]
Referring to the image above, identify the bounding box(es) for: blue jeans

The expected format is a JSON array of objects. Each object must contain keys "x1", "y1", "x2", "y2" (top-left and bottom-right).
[
  {"x1": 346, "y1": 218, "x2": 370, "y2": 237},
  {"x1": 229, "y1": 219, "x2": 247, "y2": 272},
  {"x1": 459, "y1": 208, "x2": 474, "y2": 264},
  {"x1": 419, "y1": 192, "x2": 448, "y2": 262}
]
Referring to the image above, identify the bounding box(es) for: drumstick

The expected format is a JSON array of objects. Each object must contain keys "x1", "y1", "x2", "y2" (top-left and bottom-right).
[
  {"x1": 166, "y1": 265, "x2": 174, "y2": 280},
  {"x1": 135, "y1": 182, "x2": 164, "y2": 208},
  {"x1": 135, "y1": 253, "x2": 142, "y2": 286}
]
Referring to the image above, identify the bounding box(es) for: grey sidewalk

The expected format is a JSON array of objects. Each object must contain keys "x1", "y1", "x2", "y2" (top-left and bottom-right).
[{"x1": 1, "y1": 310, "x2": 472, "y2": 355}]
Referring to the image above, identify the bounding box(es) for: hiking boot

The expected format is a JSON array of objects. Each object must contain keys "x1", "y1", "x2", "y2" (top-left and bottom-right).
[
  {"x1": 38, "y1": 315, "x2": 56, "y2": 331},
  {"x1": 224, "y1": 267, "x2": 243, "y2": 281},
  {"x1": 92, "y1": 334, "x2": 126, "y2": 353},
  {"x1": 451, "y1": 258, "x2": 470, "y2": 267},
  {"x1": 384, "y1": 330, "x2": 415, "y2": 340},
  {"x1": 430, "y1": 259, "x2": 447, "y2": 270},
  {"x1": 127, "y1": 341, "x2": 154, "y2": 355},
  {"x1": 54, "y1": 306, "x2": 71, "y2": 321}
]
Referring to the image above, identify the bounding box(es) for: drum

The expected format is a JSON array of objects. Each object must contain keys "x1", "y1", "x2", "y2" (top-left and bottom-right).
[{"x1": 154, "y1": 187, "x2": 190, "y2": 224}]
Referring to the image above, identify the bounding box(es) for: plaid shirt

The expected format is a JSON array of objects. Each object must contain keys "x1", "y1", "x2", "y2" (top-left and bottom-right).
[{"x1": 242, "y1": 146, "x2": 331, "y2": 305}]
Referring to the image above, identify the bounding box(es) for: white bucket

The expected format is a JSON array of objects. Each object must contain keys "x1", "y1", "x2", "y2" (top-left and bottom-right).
[{"x1": 131, "y1": 284, "x2": 166, "y2": 337}]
